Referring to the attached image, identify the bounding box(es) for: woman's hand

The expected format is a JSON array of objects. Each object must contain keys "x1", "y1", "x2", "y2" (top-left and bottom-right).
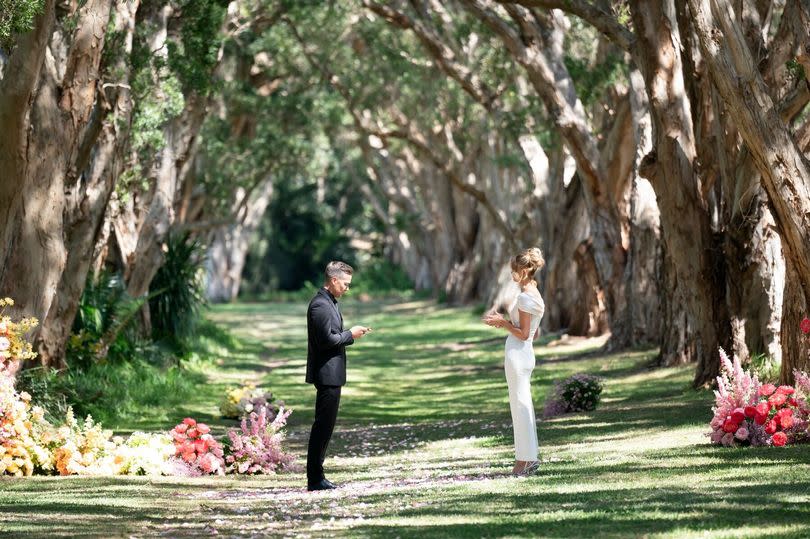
[{"x1": 482, "y1": 311, "x2": 506, "y2": 329}]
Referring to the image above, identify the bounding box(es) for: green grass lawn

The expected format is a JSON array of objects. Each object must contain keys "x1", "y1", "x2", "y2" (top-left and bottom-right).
[{"x1": 1, "y1": 300, "x2": 809, "y2": 538}]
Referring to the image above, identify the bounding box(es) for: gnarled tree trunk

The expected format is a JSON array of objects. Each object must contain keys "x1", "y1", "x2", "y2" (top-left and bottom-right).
[{"x1": 0, "y1": 0, "x2": 115, "y2": 369}]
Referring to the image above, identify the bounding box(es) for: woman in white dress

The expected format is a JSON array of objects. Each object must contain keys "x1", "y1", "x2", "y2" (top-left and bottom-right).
[{"x1": 482, "y1": 247, "x2": 545, "y2": 475}]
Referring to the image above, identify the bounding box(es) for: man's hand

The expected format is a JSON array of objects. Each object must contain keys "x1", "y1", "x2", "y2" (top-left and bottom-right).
[{"x1": 350, "y1": 325, "x2": 370, "y2": 339}]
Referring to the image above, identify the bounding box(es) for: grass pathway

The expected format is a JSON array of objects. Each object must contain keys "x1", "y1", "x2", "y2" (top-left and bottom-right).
[{"x1": 1, "y1": 300, "x2": 809, "y2": 537}]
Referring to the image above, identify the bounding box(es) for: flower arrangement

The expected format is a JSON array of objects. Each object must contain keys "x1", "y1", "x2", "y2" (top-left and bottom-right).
[
  {"x1": 0, "y1": 376, "x2": 35, "y2": 476},
  {"x1": 225, "y1": 406, "x2": 296, "y2": 474},
  {"x1": 543, "y1": 373, "x2": 603, "y2": 418},
  {"x1": 0, "y1": 297, "x2": 38, "y2": 377},
  {"x1": 219, "y1": 383, "x2": 281, "y2": 420},
  {"x1": 52, "y1": 409, "x2": 118, "y2": 475},
  {"x1": 0, "y1": 297, "x2": 297, "y2": 477},
  {"x1": 709, "y1": 348, "x2": 810, "y2": 447},
  {"x1": 170, "y1": 418, "x2": 225, "y2": 475},
  {"x1": 113, "y1": 431, "x2": 176, "y2": 476}
]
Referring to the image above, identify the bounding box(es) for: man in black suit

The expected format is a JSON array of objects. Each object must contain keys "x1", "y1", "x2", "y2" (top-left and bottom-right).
[{"x1": 306, "y1": 261, "x2": 370, "y2": 491}]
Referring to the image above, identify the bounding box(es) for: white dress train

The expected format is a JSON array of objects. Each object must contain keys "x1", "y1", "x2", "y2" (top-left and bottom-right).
[{"x1": 504, "y1": 292, "x2": 545, "y2": 461}]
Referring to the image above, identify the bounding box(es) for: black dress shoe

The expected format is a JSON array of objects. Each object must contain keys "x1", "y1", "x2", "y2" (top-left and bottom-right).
[
  {"x1": 307, "y1": 479, "x2": 336, "y2": 491},
  {"x1": 322, "y1": 478, "x2": 337, "y2": 488}
]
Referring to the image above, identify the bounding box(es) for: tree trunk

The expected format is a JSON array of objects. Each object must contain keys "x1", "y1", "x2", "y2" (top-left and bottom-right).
[
  {"x1": 462, "y1": 0, "x2": 628, "y2": 339},
  {"x1": 687, "y1": 0, "x2": 810, "y2": 381},
  {"x1": 0, "y1": 0, "x2": 114, "y2": 368},
  {"x1": 34, "y1": 0, "x2": 141, "y2": 369},
  {"x1": 0, "y1": 0, "x2": 55, "y2": 274},
  {"x1": 205, "y1": 181, "x2": 274, "y2": 302},
  {"x1": 630, "y1": 0, "x2": 729, "y2": 384}
]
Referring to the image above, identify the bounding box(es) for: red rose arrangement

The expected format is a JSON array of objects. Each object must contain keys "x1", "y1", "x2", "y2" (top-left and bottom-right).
[
  {"x1": 710, "y1": 348, "x2": 810, "y2": 447},
  {"x1": 744, "y1": 384, "x2": 800, "y2": 446}
]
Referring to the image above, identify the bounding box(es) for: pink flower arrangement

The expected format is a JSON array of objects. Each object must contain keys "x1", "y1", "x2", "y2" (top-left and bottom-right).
[
  {"x1": 709, "y1": 348, "x2": 810, "y2": 447},
  {"x1": 225, "y1": 406, "x2": 296, "y2": 474},
  {"x1": 170, "y1": 418, "x2": 224, "y2": 475}
]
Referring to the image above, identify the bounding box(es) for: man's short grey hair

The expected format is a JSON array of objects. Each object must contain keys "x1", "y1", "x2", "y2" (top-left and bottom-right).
[{"x1": 325, "y1": 261, "x2": 354, "y2": 281}]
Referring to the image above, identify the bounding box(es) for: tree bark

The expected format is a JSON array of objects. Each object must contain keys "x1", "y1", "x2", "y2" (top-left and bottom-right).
[
  {"x1": 630, "y1": 0, "x2": 728, "y2": 384},
  {"x1": 687, "y1": 0, "x2": 810, "y2": 381},
  {"x1": 0, "y1": 0, "x2": 115, "y2": 368},
  {"x1": 35, "y1": 0, "x2": 141, "y2": 368}
]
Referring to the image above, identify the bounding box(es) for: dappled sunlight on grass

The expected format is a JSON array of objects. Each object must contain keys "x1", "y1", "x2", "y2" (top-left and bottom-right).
[{"x1": 2, "y1": 300, "x2": 809, "y2": 537}]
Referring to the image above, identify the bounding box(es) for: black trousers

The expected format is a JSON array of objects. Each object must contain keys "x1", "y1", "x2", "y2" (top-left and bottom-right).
[{"x1": 306, "y1": 384, "x2": 341, "y2": 485}]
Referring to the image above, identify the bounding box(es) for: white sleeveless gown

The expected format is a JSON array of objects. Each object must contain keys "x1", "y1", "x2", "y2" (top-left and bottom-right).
[{"x1": 504, "y1": 291, "x2": 545, "y2": 461}]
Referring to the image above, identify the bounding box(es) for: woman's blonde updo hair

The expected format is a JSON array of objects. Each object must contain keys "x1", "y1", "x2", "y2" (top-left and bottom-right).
[{"x1": 511, "y1": 247, "x2": 545, "y2": 280}]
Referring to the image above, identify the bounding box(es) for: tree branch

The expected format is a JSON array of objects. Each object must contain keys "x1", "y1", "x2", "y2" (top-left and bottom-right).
[
  {"x1": 364, "y1": 0, "x2": 501, "y2": 109},
  {"x1": 495, "y1": 0, "x2": 635, "y2": 52}
]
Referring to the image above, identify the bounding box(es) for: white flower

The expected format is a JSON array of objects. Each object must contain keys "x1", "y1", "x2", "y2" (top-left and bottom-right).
[{"x1": 0, "y1": 337, "x2": 9, "y2": 351}]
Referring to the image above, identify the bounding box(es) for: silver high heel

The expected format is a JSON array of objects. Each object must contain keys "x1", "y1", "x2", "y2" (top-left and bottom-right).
[{"x1": 521, "y1": 461, "x2": 540, "y2": 475}]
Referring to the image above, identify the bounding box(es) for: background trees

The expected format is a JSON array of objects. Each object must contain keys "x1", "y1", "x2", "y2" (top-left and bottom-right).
[{"x1": 0, "y1": 0, "x2": 807, "y2": 388}]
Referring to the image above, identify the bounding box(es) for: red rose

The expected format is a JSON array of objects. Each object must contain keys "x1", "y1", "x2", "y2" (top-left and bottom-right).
[
  {"x1": 772, "y1": 431, "x2": 788, "y2": 446},
  {"x1": 788, "y1": 398, "x2": 798, "y2": 407},
  {"x1": 731, "y1": 409, "x2": 746, "y2": 424},
  {"x1": 723, "y1": 419, "x2": 739, "y2": 433},
  {"x1": 758, "y1": 383, "x2": 777, "y2": 397},
  {"x1": 801, "y1": 317, "x2": 810, "y2": 335},
  {"x1": 768, "y1": 393, "x2": 787, "y2": 407},
  {"x1": 755, "y1": 402, "x2": 771, "y2": 416},
  {"x1": 765, "y1": 419, "x2": 778, "y2": 434},
  {"x1": 780, "y1": 415, "x2": 795, "y2": 429},
  {"x1": 776, "y1": 385, "x2": 795, "y2": 396},
  {"x1": 744, "y1": 406, "x2": 757, "y2": 418},
  {"x1": 754, "y1": 413, "x2": 768, "y2": 425}
]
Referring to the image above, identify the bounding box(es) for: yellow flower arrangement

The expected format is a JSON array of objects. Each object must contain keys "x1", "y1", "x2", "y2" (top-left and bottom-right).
[
  {"x1": 52, "y1": 409, "x2": 117, "y2": 476},
  {"x1": 0, "y1": 377, "x2": 36, "y2": 476},
  {"x1": 0, "y1": 297, "x2": 39, "y2": 374}
]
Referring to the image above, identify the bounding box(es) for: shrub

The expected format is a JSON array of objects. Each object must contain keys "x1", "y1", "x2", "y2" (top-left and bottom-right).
[{"x1": 149, "y1": 233, "x2": 207, "y2": 358}]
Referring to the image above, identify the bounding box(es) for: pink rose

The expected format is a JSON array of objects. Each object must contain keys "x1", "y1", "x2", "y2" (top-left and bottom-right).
[
  {"x1": 755, "y1": 401, "x2": 770, "y2": 416},
  {"x1": 187, "y1": 428, "x2": 198, "y2": 439},
  {"x1": 768, "y1": 393, "x2": 787, "y2": 407},
  {"x1": 193, "y1": 439, "x2": 207, "y2": 454},
  {"x1": 721, "y1": 432, "x2": 735, "y2": 446},
  {"x1": 734, "y1": 427, "x2": 749, "y2": 440},
  {"x1": 777, "y1": 408, "x2": 794, "y2": 419},
  {"x1": 174, "y1": 423, "x2": 188, "y2": 434},
  {"x1": 758, "y1": 384, "x2": 777, "y2": 397},
  {"x1": 182, "y1": 417, "x2": 197, "y2": 427},
  {"x1": 196, "y1": 423, "x2": 210, "y2": 435},
  {"x1": 765, "y1": 420, "x2": 778, "y2": 434}
]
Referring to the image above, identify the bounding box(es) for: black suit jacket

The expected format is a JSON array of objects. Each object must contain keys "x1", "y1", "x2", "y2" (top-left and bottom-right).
[{"x1": 306, "y1": 288, "x2": 354, "y2": 386}]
